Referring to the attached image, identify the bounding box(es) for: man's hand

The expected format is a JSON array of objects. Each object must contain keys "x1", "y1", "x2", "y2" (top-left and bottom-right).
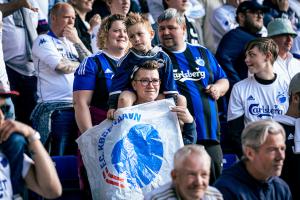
[
  {"x1": 205, "y1": 84, "x2": 221, "y2": 100},
  {"x1": 0, "y1": 120, "x2": 34, "y2": 143},
  {"x1": 63, "y1": 25, "x2": 81, "y2": 44}
]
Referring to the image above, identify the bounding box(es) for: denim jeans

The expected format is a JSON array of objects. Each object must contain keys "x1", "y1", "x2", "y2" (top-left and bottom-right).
[
  {"x1": 1, "y1": 133, "x2": 26, "y2": 195},
  {"x1": 6, "y1": 67, "x2": 37, "y2": 126},
  {"x1": 50, "y1": 108, "x2": 77, "y2": 156}
]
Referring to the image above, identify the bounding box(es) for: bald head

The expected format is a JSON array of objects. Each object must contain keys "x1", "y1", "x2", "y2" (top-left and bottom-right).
[{"x1": 50, "y1": 3, "x2": 75, "y2": 37}]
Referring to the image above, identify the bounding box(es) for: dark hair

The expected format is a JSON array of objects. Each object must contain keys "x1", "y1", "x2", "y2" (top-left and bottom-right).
[{"x1": 245, "y1": 38, "x2": 279, "y2": 64}]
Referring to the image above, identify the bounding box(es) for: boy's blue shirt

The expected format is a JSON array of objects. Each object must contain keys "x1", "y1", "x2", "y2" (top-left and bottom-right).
[{"x1": 109, "y1": 46, "x2": 178, "y2": 96}]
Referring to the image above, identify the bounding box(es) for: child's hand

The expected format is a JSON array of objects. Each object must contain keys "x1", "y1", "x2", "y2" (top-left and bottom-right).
[
  {"x1": 170, "y1": 106, "x2": 193, "y2": 124},
  {"x1": 107, "y1": 109, "x2": 116, "y2": 120}
]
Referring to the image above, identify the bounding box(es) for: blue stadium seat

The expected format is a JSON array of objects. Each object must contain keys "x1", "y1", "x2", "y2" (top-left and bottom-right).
[
  {"x1": 27, "y1": 155, "x2": 81, "y2": 200},
  {"x1": 51, "y1": 155, "x2": 81, "y2": 200},
  {"x1": 222, "y1": 154, "x2": 238, "y2": 170}
]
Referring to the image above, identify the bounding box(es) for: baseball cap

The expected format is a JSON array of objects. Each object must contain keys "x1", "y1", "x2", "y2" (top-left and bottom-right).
[
  {"x1": 236, "y1": 1, "x2": 269, "y2": 14},
  {"x1": 267, "y1": 18, "x2": 297, "y2": 38},
  {"x1": 0, "y1": 80, "x2": 19, "y2": 98},
  {"x1": 289, "y1": 72, "x2": 300, "y2": 95}
]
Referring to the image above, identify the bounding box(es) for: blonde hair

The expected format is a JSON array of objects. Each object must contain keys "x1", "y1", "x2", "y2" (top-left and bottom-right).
[
  {"x1": 97, "y1": 14, "x2": 126, "y2": 49},
  {"x1": 125, "y1": 12, "x2": 153, "y2": 33}
]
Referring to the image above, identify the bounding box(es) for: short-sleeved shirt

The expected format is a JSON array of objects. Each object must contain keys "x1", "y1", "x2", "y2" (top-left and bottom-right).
[
  {"x1": 32, "y1": 30, "x2": 79, "y2": 102},
  {"x1": 0, "y1": 153, "x2": 32, "y2": 199},
  {"x1": 145, "y1": 182, "x2": 223, "y2": 200},
  {"x1": 163, "y1": 43, "x2": 227, "y2": 142},
  {"x1": 73, "y1": 51, "x2": 119, "y2": 110},
  {"x1": 227, "y1": 75, "x2": 289, "y2": 125}
]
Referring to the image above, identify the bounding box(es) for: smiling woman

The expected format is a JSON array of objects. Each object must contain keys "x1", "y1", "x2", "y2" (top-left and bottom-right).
[
  {"x1": 130, "y1": 60, "x2": 197, "y2": 145},
  {"x1": 73, "y1": 14, "x2": 129, "y2": 133}
]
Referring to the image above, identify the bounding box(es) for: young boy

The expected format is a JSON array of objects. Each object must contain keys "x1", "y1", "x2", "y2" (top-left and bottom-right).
[
  {"x1": 227, "y1": 38, "x2": 289, "y2": 157},
  {"x1": 107, "y1": 12, "x2": 185, "y2": 119}
]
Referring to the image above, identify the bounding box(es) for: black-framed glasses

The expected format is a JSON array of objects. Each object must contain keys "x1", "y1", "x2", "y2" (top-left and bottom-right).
[{"x1": 134, "y1": 79, "x2": 160, "y2": 86}]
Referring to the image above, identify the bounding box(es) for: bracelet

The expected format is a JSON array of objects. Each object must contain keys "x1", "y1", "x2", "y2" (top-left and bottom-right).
[{"x1": 27, "y1": 131, "x2": 41, "y2": 144}]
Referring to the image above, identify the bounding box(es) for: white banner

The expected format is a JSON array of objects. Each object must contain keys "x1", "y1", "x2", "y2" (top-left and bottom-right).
[{"x1": 77, "y1": 99, "x2": 184, "y2": 199}]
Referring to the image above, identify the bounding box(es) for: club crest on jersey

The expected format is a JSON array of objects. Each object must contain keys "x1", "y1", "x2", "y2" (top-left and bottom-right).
[
  {"x1": 195, "y1": 57, "x2": 205, "y2": 67},
  {"x1": 276, "y1": 92, "x2": 287, "y2": 104},
  {"x1": 249, "y1": 104, "x2": 283, "y2": 118}
]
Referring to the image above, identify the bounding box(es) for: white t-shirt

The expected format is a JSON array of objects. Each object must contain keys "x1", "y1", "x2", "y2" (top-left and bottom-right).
[
  {"x1": 228, "y1": 75, "x2": 289, "y2": 125},
  {"x1": 0, "y1": 153, "x2": 32, "y2": 199},
  {"x1": 32, "y1": 33, "x2": 79, "y2": 102},
  {"x1": 273, "y1": 53, "x2": 300, "y2": 83}
]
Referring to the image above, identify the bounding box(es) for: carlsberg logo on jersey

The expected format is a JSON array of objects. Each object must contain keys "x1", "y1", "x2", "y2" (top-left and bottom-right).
[
  {"x1": 173, "y1": 68, "x2": 205, "y2": 82},
  {"x1": 249, "y1": 104, "x2": 283, "y2": 118},
  {"x1": 248, "y1": 93, "x2": 287, "y2": 118}
]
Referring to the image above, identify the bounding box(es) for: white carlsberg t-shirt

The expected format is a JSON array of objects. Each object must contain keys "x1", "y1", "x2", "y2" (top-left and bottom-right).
[
  {"x1": 228, "y1": 75, "x2": 289, "y2": 125},
  {"x1": 32, "y1": 33, "x2": 79, "y2": 102},
  {"x1": 0, "y1": 153, "x2": 32, "y2": 199}
]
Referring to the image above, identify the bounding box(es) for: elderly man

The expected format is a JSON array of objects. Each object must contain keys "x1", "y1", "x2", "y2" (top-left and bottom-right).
[
  {"x1": 157, "y1": 8, "x2": 229, "y2": 183},
  {"x1": 216, "y1": 1, "x2": 268, "y2": 89},
  {"x1": 268, "y1": 18, "x2": 300, "y2": 84},
  {"x1": 31, "y1": 2, "x2": 90, "y2": 155},
  {"x1": 214, "y1": 120, "x2": 292, "y2": 199},
  {"x1": 274, "y1": 72, "x2": 300, "y2": 199},
  {"x1": 145, "y1": 145, "x2": 223, "y2": 200}
]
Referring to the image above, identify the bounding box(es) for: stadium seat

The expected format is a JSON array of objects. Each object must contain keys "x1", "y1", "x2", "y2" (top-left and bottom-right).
[
  {"x1": 51, "y1": 155, "x2": 81, "y2": 200},
  {"x1": 28, "y1": 155, "x2": 81, "y2": 200},
  {"x1": 222, "y1": 154, "x2": 238, "y2": 170}
]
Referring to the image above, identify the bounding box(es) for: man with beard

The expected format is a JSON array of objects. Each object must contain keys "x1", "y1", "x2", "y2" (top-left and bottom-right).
[
  {"x1": 274, "y1": 72, "x2": 300, "y2": 199},
  {"x1": 216, "y1": 1, "x2": 268, "y2": 91},
  {"x1": 214, "y1": 120, "x2": 292, "y2": 200}
]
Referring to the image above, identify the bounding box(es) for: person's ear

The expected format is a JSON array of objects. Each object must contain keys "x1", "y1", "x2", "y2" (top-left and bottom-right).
[
  {"x1": 182, "y1": 24, "x2": 186, "y2": 32},
  {"x1": 292, "y1": 93, "x2": 300, "y2": 104},
  {"x1": 132, "y1": 80, "x2": 137, "y2": 91},
  {"x1": 265, "y1": 51, "x2": 272, "y2": 62},
  {"x1": 237, "y1": 13, "x2": 245, "y2": 25},
  {"x1": 171, "y1": 169, "x2": 177, "y2": 181},
  {"x1": 244, "y1": 146, "x2": 256, "y2": 161},
  {"x1": 150, "y1": 30, "x2": 155, "y2": 40}
]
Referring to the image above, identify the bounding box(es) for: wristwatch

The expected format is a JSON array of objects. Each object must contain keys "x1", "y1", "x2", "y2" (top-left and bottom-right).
[{"x1": 27, "y1": 131, "x2": 41, "y2": 143}]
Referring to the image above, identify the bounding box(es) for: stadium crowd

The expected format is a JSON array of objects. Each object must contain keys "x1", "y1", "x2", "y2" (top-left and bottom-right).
[{"x1": 0, "y1": 0, "x2": 300, "y2": 199}]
